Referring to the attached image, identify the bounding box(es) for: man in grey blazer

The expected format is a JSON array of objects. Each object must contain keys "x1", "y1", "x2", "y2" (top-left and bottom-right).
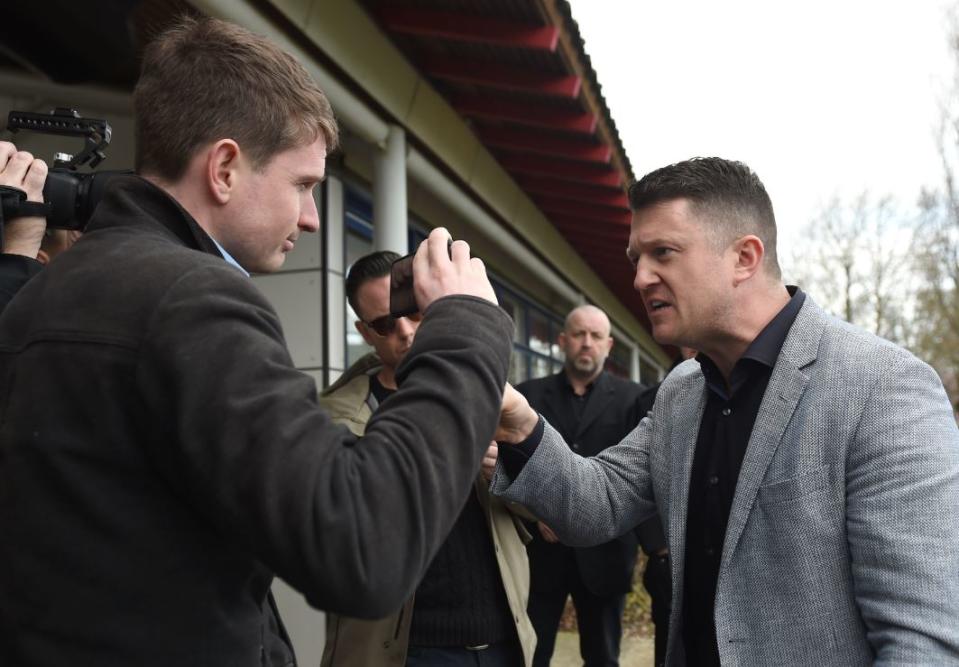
[{"x1": 491, "y1": 157, "x2": 959, "y2": 666}]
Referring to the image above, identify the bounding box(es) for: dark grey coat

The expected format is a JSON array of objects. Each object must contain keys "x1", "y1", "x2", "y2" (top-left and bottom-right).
[{"x1": 0, "y1": 175, "x2": 514, "y2": 666}]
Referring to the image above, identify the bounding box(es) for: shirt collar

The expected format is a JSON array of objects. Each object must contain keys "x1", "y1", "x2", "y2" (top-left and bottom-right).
[
  {"x1": 740, "y1": 286, "x2": 805, "y2": 368},
  {"x1": 561, "y1": 369, "x2": 600, "y2": 397},
  {"x1": 210, "y1": 237, "x2": 249, "y2": 277},
  {"x1": 697, "y1": 286, "x2": 805, "y2": 397}
]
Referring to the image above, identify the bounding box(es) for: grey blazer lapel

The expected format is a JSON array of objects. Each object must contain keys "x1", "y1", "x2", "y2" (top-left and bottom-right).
[
  {"x1": 719, "y1": 298, "x2": 826, "y2": 573},
  {"x1": 668, "y1": 370, "x2": 707, "y2": 581}
]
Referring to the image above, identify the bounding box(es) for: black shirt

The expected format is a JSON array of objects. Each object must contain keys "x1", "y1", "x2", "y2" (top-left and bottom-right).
[
  {"x1": 369, "y1": 373, "x2": 393, "y2": 405},
  {"x1": 559, "y1": 372, "x2": 595, "y2": 441},
  {"x1": 682, "y1": 287, "x2": 805, "y2": 666}
]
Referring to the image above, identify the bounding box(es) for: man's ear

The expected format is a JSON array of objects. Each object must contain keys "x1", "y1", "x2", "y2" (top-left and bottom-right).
[
  {"x1": 206, "y1": 139, "x2": 242, "y2": 205},
  {"x1": 731, "y1": 235, "x2": 764, "y2": 286},
  {"x1": 605, "y1": 336, "x2": 614, "y2": 354},
  {"x1": 355, "y1": 320, "x2": 376, "y2": 347}
]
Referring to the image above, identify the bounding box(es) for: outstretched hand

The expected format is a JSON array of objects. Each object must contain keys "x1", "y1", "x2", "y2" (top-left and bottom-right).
[{"x1": 495, "y1": 383, "x2": 539, "y2": 444}]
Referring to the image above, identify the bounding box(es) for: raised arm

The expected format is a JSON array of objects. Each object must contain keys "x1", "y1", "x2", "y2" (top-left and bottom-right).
[{"x1": 491, "y1": 384, "x2": 658, "y2": 547}]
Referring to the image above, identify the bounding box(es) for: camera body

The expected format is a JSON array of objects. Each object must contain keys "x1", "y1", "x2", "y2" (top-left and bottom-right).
[
  {"x1": 41, "y1": 168, "x2": 122, "y2": 230},
  {"x1": 6, "y1": 108, "x2": 125, "y2": 230},
  {"x1": 389, "y1": 239, "x2": 453, "y2": 318}
]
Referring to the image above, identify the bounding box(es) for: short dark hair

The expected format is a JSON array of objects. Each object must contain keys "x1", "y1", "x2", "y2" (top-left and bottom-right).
[
  {"x1": 134, "y1": 16, "x2": 338, "y2": 181},
  {"x1": 345, "y1": 251, "x2": 401, "y2": 317},
  {"x1": 627, "y1": 157, "x2": 780, "y2": 278}
]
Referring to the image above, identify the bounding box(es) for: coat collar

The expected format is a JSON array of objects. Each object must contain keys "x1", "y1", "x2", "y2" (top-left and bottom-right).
[{"x1": 86, "y1": 174, "x2": 224, "y2": 259}]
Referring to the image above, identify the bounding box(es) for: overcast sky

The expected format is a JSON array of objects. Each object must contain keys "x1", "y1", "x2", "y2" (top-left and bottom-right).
[{"x1": 568, "y1": 0, "x2": 955, "y2": 255}]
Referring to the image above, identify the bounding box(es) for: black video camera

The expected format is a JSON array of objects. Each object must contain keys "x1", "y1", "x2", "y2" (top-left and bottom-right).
[
  {"x1": 2, "y1": 107, "x2": 126, "y2": 232},
  {"x1": 389, "y1": 238, "x2": 453, "y2": 318}
]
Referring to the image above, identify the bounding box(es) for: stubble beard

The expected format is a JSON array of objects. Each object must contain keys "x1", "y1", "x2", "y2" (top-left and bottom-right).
[{"x1": 566, "y1": 355, "x2": 601, "y2": 381}]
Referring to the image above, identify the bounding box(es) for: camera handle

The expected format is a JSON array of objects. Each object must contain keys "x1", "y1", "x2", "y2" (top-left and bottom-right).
[{"x1": 7, "y1": 108, "x2": 111, "y2": 171}]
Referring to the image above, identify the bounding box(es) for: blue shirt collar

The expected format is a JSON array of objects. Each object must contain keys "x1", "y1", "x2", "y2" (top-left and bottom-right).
[{"x1": 210, "y1": 237, "x2": 249, "y2": 277}]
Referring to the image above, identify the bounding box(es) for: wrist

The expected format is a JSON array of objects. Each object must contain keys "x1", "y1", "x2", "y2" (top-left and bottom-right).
[
  {"x1": 504, "y1": 409, "x2": 540, "y2": 445},
  {"x1": 3, "y1": 241, "x2": 41, "y2": 258},
  {"x1": 4, "y1": 222, "x2": 45, "y2": 259}
]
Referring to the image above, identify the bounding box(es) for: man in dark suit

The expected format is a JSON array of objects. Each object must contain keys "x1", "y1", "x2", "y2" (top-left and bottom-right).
[{"x1": 516, "y1": 305, "x2": 646, "y2": 667}]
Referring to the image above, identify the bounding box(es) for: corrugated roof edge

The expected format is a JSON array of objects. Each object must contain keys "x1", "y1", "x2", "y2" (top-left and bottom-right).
[{"x1": 552, "y1": 0, "x2": 635, "y2": 184}]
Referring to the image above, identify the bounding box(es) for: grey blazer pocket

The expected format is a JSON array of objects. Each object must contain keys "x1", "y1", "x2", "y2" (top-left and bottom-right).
[{"x1": 756, "y1": 465, "x2": 831, "y2": 504}]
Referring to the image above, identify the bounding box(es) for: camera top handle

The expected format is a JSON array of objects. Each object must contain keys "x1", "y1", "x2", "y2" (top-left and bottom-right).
[{"x1": 7, "y1": 107, "x2": 111, "y2": 170}]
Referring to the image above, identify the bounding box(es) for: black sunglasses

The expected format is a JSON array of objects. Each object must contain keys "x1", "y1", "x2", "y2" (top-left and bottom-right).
[{"x1": 363, "y1": 311, "x2": 423, "y2": 337}]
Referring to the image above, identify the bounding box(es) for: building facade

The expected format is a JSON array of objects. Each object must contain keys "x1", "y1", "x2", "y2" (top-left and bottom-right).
[{"x1": 0, "y1": 0, "x2": 670, "y2": 661}]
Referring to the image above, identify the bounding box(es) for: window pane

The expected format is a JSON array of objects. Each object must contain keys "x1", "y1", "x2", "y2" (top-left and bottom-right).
[
  {"x1": 509, "y1": 352, "x2": 528, "y2": 385},
  {"x1": 640, "y1": 358, "x2": 661, "y2": 384},
  {"x1": 345, "y1": 301, "x2": 371, "y2": 367},
  {"x1": 529, "y1": 310, "x2": 551, "y2": 356},
  {"x1": 551, "y1": 339, "x2": 565, "y2": 363},
  {"x1": 345, "y1": 229, "x2": 374, "y2": 366},
  {"x1": 607, "y1": 342, "x2": 632, "y2": 379},
  {"x1": 345, "y1": 229, "x2": 373, "y2": 269},
  {"x1": 606, "y1": 358, "x2": 629, "y2": 379},
  {"x1": 498, "y1": 291, "x2": 525, "y2": 344},
  {"x1": 530, "y1": 355, "x2": 552, "y2": 380}
]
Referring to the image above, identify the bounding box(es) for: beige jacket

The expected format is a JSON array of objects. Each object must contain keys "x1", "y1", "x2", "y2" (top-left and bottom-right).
[{"x1": 318, "y1": 355, "x2": 536, "y2": 667}]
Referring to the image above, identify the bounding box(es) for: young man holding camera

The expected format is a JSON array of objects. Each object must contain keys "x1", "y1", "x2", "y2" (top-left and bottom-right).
[{"x1": 0, "y1": 17, "x2": 515, "y2": 666}]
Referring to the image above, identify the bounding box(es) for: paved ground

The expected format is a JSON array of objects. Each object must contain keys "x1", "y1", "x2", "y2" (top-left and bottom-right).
[{"x1": 550, "y1": 631, "x2": 654, "y2": 667}]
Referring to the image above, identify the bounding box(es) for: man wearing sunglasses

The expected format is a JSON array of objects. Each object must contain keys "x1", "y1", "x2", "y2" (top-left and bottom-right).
[{"x1": 319, "y1": 251, "x2": 536, "y2": 667}]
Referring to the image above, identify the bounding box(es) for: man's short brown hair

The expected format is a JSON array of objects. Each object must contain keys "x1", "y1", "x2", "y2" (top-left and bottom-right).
[
  {"x1": 628, "y1": 157, "x2": 781, "y2": 278},
  {"x1": 134, "y1": 16, "x2": 339, "y2": 181}
]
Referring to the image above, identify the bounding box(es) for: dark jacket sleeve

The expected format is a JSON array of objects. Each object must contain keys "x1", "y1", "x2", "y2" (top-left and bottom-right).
[
  {"x1": 136, "y1": 264, "x2": 513, "y2": 619},
  {"x1": 0, "y1": 254, "x2": 43, "y2": 314}
]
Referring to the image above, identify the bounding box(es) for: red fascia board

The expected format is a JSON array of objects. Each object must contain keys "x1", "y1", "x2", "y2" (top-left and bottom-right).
[
  {"x1": 534, "y1": 194, "x2": 629, "y2": 221},
  {"x1": 518, "y1": 176, "x2": 629, "y2": 208},
  {"x1": 554, "y1": 229, "x2": 630, "y2": 248},
  {"x1": 379, "y1": 7, "x2": 559, "y2": 51},
  {"x1": 478, "y1": 127, "x2": 611, "y2": 163},
  {"x1": 561, "y1": 246, "x2": 630, "y2": 269},
  {"x1": 499, "y1": 154, "x2": 621, "y2": 187},
  {"x1": 424, "y1": 58, "x2": 581, "y2": 98},
  {"x1": 558, "y1": 237, "x2": 630, "y2": 260},
  {"x1": 550, "y1": 214, "x2": 632, "y2": 236},
  {"x1": 551, "y1": 235, "x2": 630, "y2": 259},
  {"x1": 453, "y1": 95, "x2": 597, "y2": 134}
]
